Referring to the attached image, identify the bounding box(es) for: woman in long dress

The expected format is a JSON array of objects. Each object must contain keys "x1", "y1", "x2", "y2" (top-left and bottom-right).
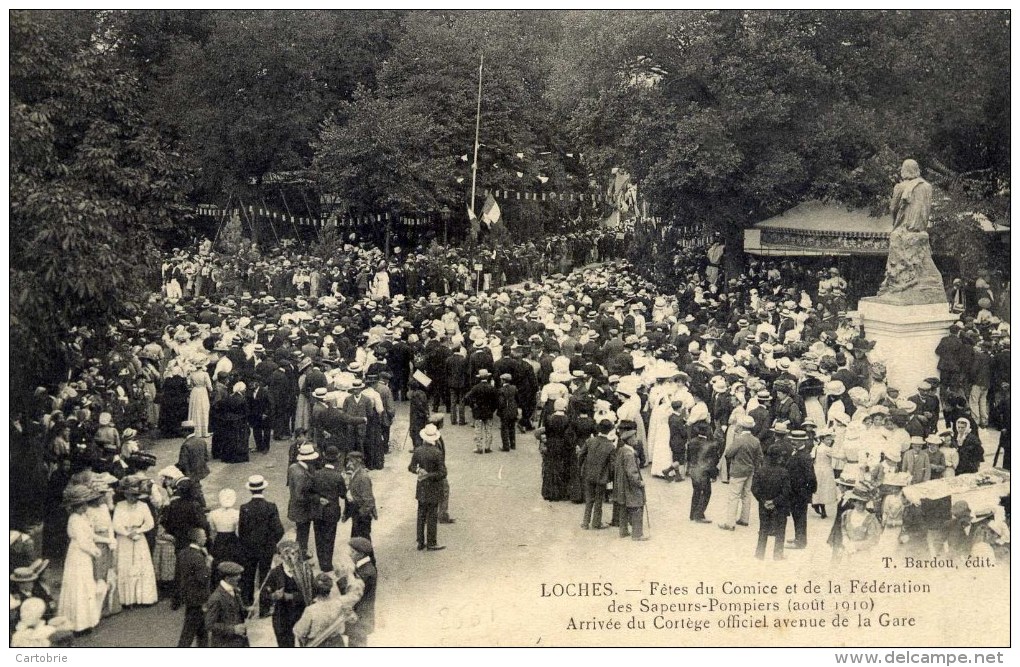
[
  {"x1": 57, "y1": 485, "x2": 102, "y2": 633},
  {"x1": 85, "y1": 484, "x2": 120, "y2": 617},
  {"x1": 538, "y1": 400, "x2": 572, "y2": 501},
  {"x1": 187, "y1": 367, "x2": 213, "y2": 437},
  {"x1": 876, "y1": 475, "x2": 909, "y2": 559},
  {"x1": 219, "y1": 383, "x2": 250, "y2": 464},
  {"x1": 158, "y1": 368, "x2": 190, "y2": 438},
  {"x1": 841, "y1": 495, "x2": 882, "y2": 563},
  {"x1": 112, "y1": 479, "x2": 158, "y2": 607},
  {"x1": 151, "y1": 468, "x2": 180, "y2": 595},
  {"x1": 811, "y1": 430, "x2": 838, "y2": 518},
  {"x1": 646, "y1": 379, "x2": 676, "y2": 478}
]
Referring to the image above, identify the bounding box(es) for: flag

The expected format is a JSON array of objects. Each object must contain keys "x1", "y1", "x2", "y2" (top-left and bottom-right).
[
  {"x1": 481, "y1": 193, "x2": 500, "y2": 228},
  {"x1": 460, "y1": 154, "x2": 469, "y2": 162},
  {"x1": 537, "y1": 175, "x2": 549, "y2": 184}
]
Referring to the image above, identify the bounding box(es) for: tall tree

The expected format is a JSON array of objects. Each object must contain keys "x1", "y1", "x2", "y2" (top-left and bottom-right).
[
  {"x1": 144, "y1": 10, "x2": 402, "y2": 203},
  {"x1": 550, "y1": 10, "x2": 1010, "y2": 230},
  {"x1": 10, "y1": 11, "x2": 189, "y2": 391}
]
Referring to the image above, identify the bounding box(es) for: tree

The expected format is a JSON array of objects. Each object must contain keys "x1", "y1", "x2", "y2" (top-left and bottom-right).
[
  {"x1": 10, "y1": 11, "x2": 189, "y2": 392},
  {"x1": 550, "y1": 10, "x2": 1010, "y2": 231},
  {"x1": 313, "y1": 90, "x2": 453, "y2": 217},
  {"x1": 142, "y1": 10, "x2": 402, "y2": 204},
  {"x1": 315, "y1": 10, "x2": 574, "y2": 237}
]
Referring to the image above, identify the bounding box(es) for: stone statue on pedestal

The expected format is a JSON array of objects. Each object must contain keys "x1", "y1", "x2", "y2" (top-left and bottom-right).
[{"x1": 873, "y1": 159, "x2": 947, "y2": 305}]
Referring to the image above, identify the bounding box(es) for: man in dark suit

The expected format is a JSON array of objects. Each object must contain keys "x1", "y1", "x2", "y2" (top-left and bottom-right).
[
  {"x1": 287, "y1": 444, "x2": 320, "y2": 558},
  {"x1": 752, "y1": 446, "x2": 792, "y2": 561},
  {"x1": 463, "y1": 369, "x2": 499, "y2": 453},
  {"x1": 205, "y1": 561, "x2": 249, "y2": 647},
  {"x1": 238, "y1": 475, "x2": 284, "y2": 605},
  {"x1": 686, "y1": 422, "x2": 722, "y2": 523},
  {"x1": 268, "y1": 362, "x2": 293, "y2": 440},
  {"x1": 409, "y1": 425, "x2": 448, "y2": 551},
  {"x1": 445, "y1": 347, "x2": 470, "y2": 426},
  {"x1": 578, "y1": 420, "x2": 616, "y2": 530},
  {"x1": 613, "y1": 426, "x2": 648, "y2": 540},
  {"x1": 176, "y1": 528, "x2": 212, "y2": 647},
  {"x1": 387, "y1": 335, "x2": 414, "y2": 401},
  {"x1": 935, "y1": 324, "x2": 968, "y2": 401},
  {"x1": 345, "y1": 451, "x2": 377, "y2": 539},
  {"x1": 311, "y1": 446, "x2": 347, "y2": 572},
  {"x1": 248, "y1": 378, "x2": 273, "y2": 454},
  {"x1": 176, "y1": 421, "x2": 209, "y2": 484},
  {"x1": 784, "y1": 431, "x2": 817, "y2": 549},
  {"x1": 497, "y1": 374, "x2": 519, "y2": 451}
]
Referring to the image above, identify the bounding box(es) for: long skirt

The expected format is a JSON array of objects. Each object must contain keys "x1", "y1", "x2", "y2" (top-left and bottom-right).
[
  {"x1": 188, "y1": 387, "x2": 211, "y2": 437},
  {"x1": 152, "y1": 525, "x2": 177, "y2": 583},
  {"x1": 221, "y1": 419, "x2": 250, "y2": 464},
  {"x1": 541, "y1": 448, "x2": 571, "y2": 501},
  {"x1": 58, "y1": 544, "x2": 101, "y2": 632},
  {"x1": 159, "y1": 379, "x2": 189, "y2": 437},
  {"x1": 116, "y1": 535, "x2": 158, "y2": 605},
  {"x1": 94, "y1": 542, "x2": 122, "y2": 616}
]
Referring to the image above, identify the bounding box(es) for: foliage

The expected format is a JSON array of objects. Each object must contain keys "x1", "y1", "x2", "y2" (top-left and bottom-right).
[
  {"x1": 312, "y1": 90, "x2": 451, "y2": 215},
  {"x1": 549, "y1": 10, "x2": 1010, "y2": 229},
  {"x1": 314, "y1": 10, "x2": 574, "y2": 225},
  {"x1": 10, "y1": 10, "x2": 189, "y2": 388},
  {"x1": 134, "y1": 9, "x2": 403, "y2": 203}
]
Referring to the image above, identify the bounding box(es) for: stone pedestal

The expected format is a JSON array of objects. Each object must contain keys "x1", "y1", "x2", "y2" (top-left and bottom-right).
[{"x1": 856, "y1": 298, "x2": 959, "y2": 394}]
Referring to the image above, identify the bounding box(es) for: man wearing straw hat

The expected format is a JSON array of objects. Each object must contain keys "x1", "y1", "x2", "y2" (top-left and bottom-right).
[
  {"x1": 409, "y1": 424, "x2": 448, "y2": 551},
  {"x1": 238, "y1": 475, "x2": 284, "y2": 605},
  {"x1": 288, "y1": 444, "x2": 320, "y2": 558}
]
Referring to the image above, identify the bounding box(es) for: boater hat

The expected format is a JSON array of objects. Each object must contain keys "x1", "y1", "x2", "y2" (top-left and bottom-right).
[{"x1": 246, "y1": 475, "x2": 268, "y2": 492}]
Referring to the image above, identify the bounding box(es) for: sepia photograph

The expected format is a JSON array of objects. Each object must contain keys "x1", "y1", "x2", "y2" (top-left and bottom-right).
[{"x1": 7, "y1": 6, "x2": 1011, "y2": 654}]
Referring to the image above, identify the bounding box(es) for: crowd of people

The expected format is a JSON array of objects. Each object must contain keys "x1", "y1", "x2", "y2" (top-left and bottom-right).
[{"x1": 9, "y1": 223, "x2": 1011, "y2": 647}]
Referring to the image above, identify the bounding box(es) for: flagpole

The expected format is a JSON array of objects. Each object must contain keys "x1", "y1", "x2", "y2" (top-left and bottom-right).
[{"x1": 470, "y1": 53, "x2": 483, "y2": 220}]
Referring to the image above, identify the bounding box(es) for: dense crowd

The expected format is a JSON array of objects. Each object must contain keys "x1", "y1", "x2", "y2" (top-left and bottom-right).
[{"x1": 9, "y1": 227, "x2": 1011, "y2": 647}]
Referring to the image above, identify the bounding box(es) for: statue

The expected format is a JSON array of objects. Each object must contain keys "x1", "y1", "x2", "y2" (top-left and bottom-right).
[{"x1": 873, "y1": 159, "x2": 947, "y2": 305}]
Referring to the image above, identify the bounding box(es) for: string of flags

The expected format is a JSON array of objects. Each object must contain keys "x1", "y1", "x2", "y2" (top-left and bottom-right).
[
  {"x1": 482, "y1": 188, "x2": 608, "y2": 203},
  {"x1": 196, "y1": 206, "x2": 441, "y2": 228},
  {"x1": 456, "y1": 146, "x2": 588, "y2": 187}
]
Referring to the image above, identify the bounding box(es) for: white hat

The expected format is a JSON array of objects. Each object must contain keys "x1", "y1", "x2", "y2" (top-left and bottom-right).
[
  {"x1": 420, "y1": 424, "x2": 441, "y2": 444},
  {"x1": 246, "y1": 475, "x2": 268, "y2": 492},
  {"x1": 297, "y1": 443, "x2": 319, "y2": 462}
]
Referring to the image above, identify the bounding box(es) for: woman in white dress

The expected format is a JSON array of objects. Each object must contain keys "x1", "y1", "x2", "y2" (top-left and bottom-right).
[
  {"x1": 112, "y1": 477, "x2": 157, "y2": 607},
  {"x1": 646, "y1": 376, "x2": 677, "y2": 478},
  {"x1": 58, "y1": 485, "x2": 103, "y2": 633},
  {"x1": 810, "y1": 429, "x2": 838, "y2": 518},
  {"x1": 370, "y1": 262, "x2": 390, "y2": 301},
  {"x1": 187, "y1": 366, "x2": 213, "y2": 437},
  {"x1": 86, "y1": 481, "x2": 120, "y2": 617}
]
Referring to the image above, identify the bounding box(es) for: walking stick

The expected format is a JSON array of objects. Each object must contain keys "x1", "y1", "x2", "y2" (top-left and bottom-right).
[
  {"x1": 396, "y1": 425, "x2": 411, "y2": 453},
  {"x1": 644, "y1": 503, "x2": 651, "y2": 536}
]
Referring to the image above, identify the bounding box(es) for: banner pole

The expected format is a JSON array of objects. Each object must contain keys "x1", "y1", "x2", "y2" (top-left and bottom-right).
[{"x1": 470, "y1": 53, "x2": 484, "y2": 223}]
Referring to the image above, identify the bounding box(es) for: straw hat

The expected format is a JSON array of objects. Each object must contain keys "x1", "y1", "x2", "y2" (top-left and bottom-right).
[{"x1": 62, "y1": 484, "x2": 101, "y2": 508}]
